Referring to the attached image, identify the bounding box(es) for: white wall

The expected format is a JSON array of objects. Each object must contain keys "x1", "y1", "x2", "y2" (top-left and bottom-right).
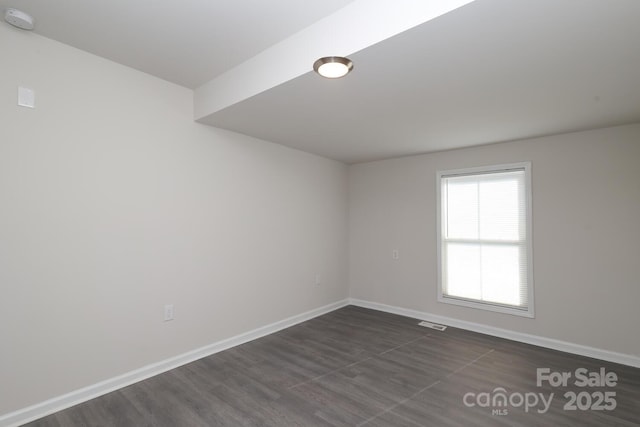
[
  {"x1": 349, "y1": 124, "x2": 640, "y2": 357},
  {"x1": 0, "y1": 25, "x2": 348, "y2": 415}
]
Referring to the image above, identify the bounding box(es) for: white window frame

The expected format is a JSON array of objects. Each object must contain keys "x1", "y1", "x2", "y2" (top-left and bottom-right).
[{"x1": 436, "y1": 162, "x2": 534, "y2": 318}]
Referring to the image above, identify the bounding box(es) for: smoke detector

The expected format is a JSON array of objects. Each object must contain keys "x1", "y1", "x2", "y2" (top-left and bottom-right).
[{"x1": 5, "y1": 8, "x2": 35, "y2": 30}]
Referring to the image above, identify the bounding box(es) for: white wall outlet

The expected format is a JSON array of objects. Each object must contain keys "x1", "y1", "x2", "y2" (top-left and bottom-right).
[
  {"x1": 315, "y1": 274, "x2": 321, "y2": 285},
  {"x1": 164, "y1": 304, "x2": 174, "y2": 321},
  {"x1": 18, "y1": 86, "x2": 35, "y2": 108},
  {"x1": 392, "y1": 249, "x2": 400, "y2": 260}
]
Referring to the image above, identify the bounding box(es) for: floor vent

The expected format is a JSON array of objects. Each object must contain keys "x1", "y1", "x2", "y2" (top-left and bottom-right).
[{"x1": 418, "y1": 321, "x2": 447, "y2": 331}]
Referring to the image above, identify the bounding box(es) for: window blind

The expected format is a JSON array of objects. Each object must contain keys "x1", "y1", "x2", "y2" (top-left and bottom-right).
[{"x1": 440, "y1": 166, "x2": 530, "y2": 312}]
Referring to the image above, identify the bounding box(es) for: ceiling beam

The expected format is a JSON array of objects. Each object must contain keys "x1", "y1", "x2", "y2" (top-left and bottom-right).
[{"x1": 194, "y1": 0, "x2": 476, "y2": 123}]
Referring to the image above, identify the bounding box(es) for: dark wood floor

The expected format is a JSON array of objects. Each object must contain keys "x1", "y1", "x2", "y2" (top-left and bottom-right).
[{"x1": 24, "y1": 306, "x2": 640, "y2": 426}]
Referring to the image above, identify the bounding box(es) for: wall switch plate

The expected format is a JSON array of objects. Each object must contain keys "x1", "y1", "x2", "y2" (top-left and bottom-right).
[
  {"x1": 164, "y1": 304, "x2": 174, "y2": 321},
  {"x1": 18, "y1": 86, "x2": 35, "y2": 108},
  {"x1": 315, "y1": 274, "x2": 321, "y2": 285}
]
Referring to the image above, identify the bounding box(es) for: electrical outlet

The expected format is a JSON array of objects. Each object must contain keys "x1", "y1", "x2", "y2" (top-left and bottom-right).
[
  {"x1": 164, "y1": 304, "x2": 174, "y2": 321},
  {"x1": 18, "y1": 86, "x2": 35, "y2": 108},
  {"x1": 392, "y1": 249, "x2": 400, "y2": 260},
  {"x1": 315, "y1": 274, "x2": 321, "y2": 285}
]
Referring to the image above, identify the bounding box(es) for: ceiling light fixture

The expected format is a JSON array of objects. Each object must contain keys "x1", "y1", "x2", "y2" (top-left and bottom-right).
[
  {"x1": 4, "y1": 8, "x2": 35, "y2": 30},
  {"x1": 313, "y1": 56, "x2": 353, "y2": 79}
]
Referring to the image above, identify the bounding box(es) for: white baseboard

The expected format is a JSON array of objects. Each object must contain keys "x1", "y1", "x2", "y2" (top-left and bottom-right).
[
  {"x1": 349, "y1": 298, "x2": 640, "y2": 368},
  {"x1": 0, "y1": 299, "x2": 350, "y2": 427}
]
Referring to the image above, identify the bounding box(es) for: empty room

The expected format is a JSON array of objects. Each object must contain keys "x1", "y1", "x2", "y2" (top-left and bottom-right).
[{"x1": 1, "y1": 0, "x2": 639, "y2": 426}]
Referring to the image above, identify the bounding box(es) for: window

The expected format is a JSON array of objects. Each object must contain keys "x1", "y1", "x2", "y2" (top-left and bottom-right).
[{"x1": 437, "y1": 162, "x2": 534, "y2": 317}]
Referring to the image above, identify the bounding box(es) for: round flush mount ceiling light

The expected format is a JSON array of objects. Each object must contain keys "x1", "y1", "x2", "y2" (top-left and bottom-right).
[
  {"x1": 4, "y1": 8, "x2": 35, "y2": 30},
  {"x1": 313, "y1": 56, "x2": 353, "y2": 79}
]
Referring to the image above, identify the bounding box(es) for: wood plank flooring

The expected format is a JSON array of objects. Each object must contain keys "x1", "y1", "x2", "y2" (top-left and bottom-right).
[{"x1": 24, "y1": 306, "x2": 640, "y2": 426}]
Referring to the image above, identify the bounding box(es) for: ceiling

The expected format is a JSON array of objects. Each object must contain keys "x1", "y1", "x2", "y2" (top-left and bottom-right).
[
  {"x1": 0, "y1": 0, "x2": 355, "y2": 88},
  {"x1": 3, "y1": 0, "x2": 640, "y2": 163}
]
